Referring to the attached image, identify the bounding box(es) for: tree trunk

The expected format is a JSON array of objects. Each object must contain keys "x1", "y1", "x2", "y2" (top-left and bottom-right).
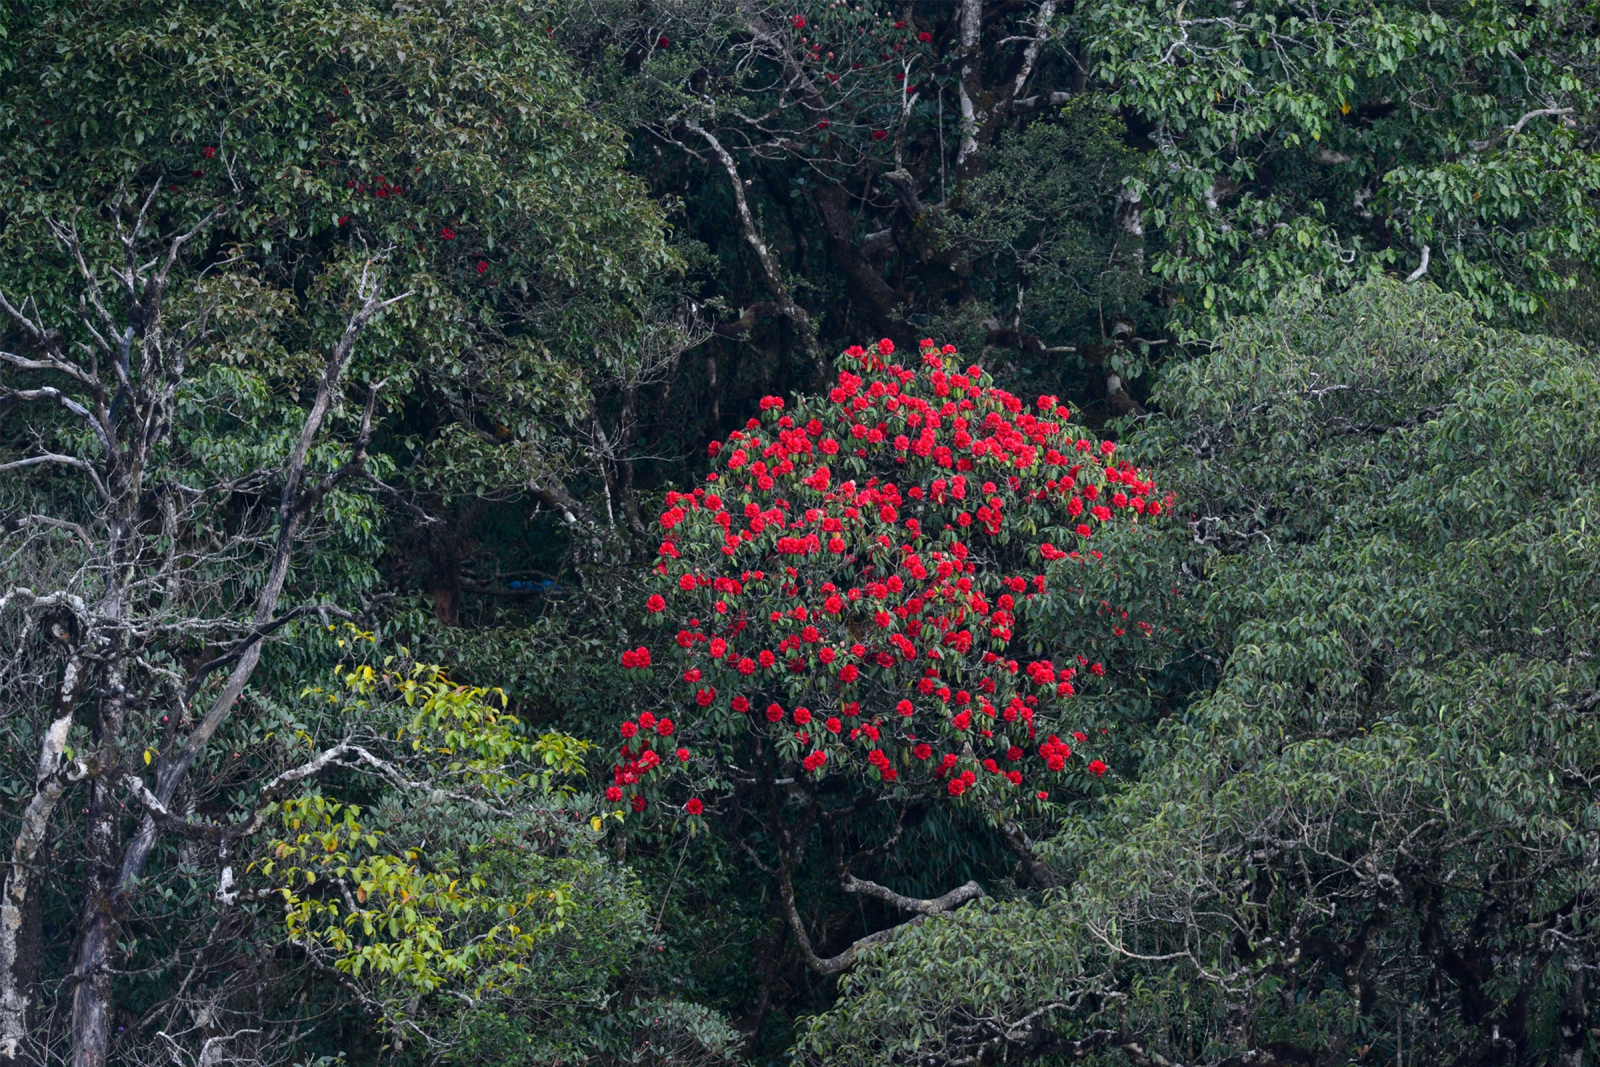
[{"x1": 70, "y1": 650, "x2": 129, "y2": 1067}]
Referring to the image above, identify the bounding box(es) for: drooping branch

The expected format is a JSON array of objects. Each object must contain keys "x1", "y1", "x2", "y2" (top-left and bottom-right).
[{"x1": 685, "y1": 120, "x2": 822, "y2": 364}]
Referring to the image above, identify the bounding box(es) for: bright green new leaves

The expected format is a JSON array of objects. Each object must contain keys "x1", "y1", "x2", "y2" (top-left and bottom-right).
[
  {"x1": 271, "y1": 799, "x2": 573, "y2": 992},
  {"x1": 257, "y1": 657, "x2": 613, "y2": 1034}
]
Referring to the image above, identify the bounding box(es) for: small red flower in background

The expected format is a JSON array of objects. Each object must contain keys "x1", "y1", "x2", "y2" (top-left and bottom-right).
[
  {"x1": 606, "y1": 786, "x2": 623, "y2": 801},
  {"x1": 918, "y1": 31, "x2": 932, "y2": 42},
  {"x1": 1088, "y1": 759, "x2": 1108, "y2": 778},
  {"x1": 201, "y1": 146, "x2": 217, "y2": 159},
  {"x1": 632, "y1": 795, "x2": 648, "y2": 812},
  {"x1": 439, "y1": 226, "x2": 456, "y2": 240},
  {"x1": 818, "y1": 120, "x2": 831, "y2": 129},
  {"x1": 475, "y1": 260, "x2": 488, "y2": 274},
  {"x1": 791, "y1": 15, "x2": 806, "y2": 29},
  {"x1": 894, "y1": 20, "x2": 906, "y2": 28},
  {"x1": 657, "y1": 35, "x2": 671, "y2": 47},
  {"x1": 646, "y1": 594, "x2": 667, "y2": 612},
  {"x1": 684, "y1": 798, "x2": 704, "y2": 815},
  {"x1": 871, "y1": 129, "x2": 887, "y2": 141}
]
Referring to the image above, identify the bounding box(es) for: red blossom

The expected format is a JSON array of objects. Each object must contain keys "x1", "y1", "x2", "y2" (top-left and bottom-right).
[{"x1": 611, "y1": 338, "x2": 1162, "y2": 819}]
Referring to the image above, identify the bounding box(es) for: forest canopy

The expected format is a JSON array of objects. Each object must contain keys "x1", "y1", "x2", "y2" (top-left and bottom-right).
[{"x1": 0, "y1": 2, "x2": 1596, "y2": 1067}]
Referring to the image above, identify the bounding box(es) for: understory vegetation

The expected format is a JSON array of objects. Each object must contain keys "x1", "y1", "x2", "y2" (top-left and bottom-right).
[{"x1": 1, "y1": 2, "x2": 1596, "y2": 1066}]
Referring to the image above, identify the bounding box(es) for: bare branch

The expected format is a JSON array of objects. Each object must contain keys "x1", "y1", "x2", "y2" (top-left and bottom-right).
[
  {"x1": 839, "y1": 873, "x2": 984, "y2": 916},
  {"x1": 0, "y1": 387, "x2": 112, "y2": 456},
  {"x1": 684, "y1": 120, "x2": 822, "y2": 363},
  {"x1": 1468, "y1": 106, "x2": 1574, "y2": 150},
  {"x1": 115, "y1": 269, "x2": 412, "y2": 897},
  {"x1": 1404, "y1": 244, "x2": 1431, "y2": 283},
  {"x1": 777, "y1": 860, "x2": 983, "y2": 976},
  {"x1": 0, "y1": 453, "x2": 109, "y2": 499}
]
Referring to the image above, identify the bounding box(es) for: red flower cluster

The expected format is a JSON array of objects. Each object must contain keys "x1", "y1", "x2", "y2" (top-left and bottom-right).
[
  {"x1": 611, "y1": 338, "x2": 1166, "y2": 818},
  {"x1": 346, "y1": 175, "x2": 403, "y2": 199}
]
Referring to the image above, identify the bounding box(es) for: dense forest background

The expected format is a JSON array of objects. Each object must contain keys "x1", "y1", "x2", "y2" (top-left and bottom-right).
[{"x1": 1, "y1": 1, "x2": 1597, "y2": 1066}]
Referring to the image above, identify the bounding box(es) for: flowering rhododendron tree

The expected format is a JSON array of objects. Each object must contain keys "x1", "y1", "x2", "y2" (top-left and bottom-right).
[
  {"x1": 613, "y1": 336, "x2": 1162, "y2": 810},
  {"x1": 604, "y1": 338, "x2": 1165, "y2": 969}
]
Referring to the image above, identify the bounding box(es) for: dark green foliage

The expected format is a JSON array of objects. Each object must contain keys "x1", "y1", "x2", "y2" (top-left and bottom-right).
[
  {"x1": 3, "y1": 0, "x2": 1599, "y2": 1062},
  {"x1": 800, "y1": 279, "x2": 1600, "y2": 1065}
]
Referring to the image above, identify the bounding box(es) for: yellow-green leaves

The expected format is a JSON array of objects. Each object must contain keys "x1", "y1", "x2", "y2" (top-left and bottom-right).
[{"x1": 253, "y1": 652, "x2": 605, "y2": 1031}]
